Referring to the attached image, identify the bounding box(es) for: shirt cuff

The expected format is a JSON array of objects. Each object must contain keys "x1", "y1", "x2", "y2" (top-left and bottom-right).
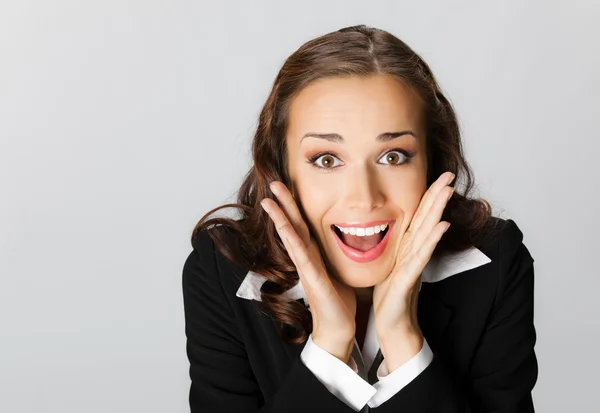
[
  {"x1": 367, "y1": 337, "x2": 434, "y2": 407},
  {"x1": 300, "y1": 334, "x2": 376, "y2": 411}
]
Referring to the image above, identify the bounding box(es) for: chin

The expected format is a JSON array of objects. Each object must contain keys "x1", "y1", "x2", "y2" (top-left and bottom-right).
[{"x1": 326, "y1": 255, "x2": 395, "y2": 288}]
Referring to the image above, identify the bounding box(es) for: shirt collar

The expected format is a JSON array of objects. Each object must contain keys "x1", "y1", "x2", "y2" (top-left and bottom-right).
[{"x1": 236, "y1": 246, "x2": 491, "y2": 307}]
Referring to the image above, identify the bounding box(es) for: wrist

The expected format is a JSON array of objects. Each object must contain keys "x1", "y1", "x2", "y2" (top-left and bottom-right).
[
  {"x1": 379, "y1": 330, "x2": 423, "y2": 374},
  {"x1": 312, "y1": 334, "x2": 354, "y2": 364}
]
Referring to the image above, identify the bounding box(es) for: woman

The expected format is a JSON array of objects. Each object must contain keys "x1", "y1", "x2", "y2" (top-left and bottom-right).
[{"x1": 182, "y1": 24, "x2": 537, "y2": 412}]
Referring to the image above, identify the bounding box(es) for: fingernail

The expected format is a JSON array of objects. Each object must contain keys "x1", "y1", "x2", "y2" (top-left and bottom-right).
[
  {"x1": 260, "y1": 199, "x2": 270, "y2": 213},
  {"x1": 448, "y1": 172, "x2": 456, "y2": 183},
  {"x1": 269, "y1": 182, "x2": 278, "y2": 195}
]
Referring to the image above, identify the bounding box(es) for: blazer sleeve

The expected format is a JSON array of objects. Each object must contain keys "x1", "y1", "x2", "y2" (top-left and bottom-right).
[
  {"x1": 369, "y1": 219, "x2": 538, "y2": 413},
  {"x1": 182, "y1": 228, "x2": 359, "y2": 412}
]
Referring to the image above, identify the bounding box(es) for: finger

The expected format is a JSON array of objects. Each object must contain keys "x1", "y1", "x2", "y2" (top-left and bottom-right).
[
  {"x1": 260, "y1": 197, "x2": 299, "y2": 252},
  {"x1": 393, "y1": 173, "x2": 452, "y2": 261},
  {"x1": 261, "y1": 196, "x2": 296, "y2": 237},
  {"x1": 409, "y1": 171, "x2": 454, "y2": 232},
  {"x1": 261, "y1": 199, "x2": 322, "y2": 289},
  {"x1": 401, "y1": 221, "x2": 450, "y2": 288},
  {"x1": 408, "y1": 172, "x2": 455, "y2": 235},
  {"x1": 411, "y1": 184, "x2": 454, "y2": 249},
  {"x1": 279, "y1": 226, "x2": 299, "y2": 268},
  {"x1": 281, "y1": 224, "x2": 327, "y2": 290},
  {"x1": 269, "y1": 181, "x2": 311, "y2": 247}
]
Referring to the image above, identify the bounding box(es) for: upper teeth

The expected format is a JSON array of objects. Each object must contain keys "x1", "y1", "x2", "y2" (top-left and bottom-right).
[{"x1": 334, "y1": 223, "x2": 388, "y2": 237}]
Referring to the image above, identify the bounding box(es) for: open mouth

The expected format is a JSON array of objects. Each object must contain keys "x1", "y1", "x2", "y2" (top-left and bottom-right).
[{"x1": 332, "y1": 223, "x2": 390, "y2": 252}]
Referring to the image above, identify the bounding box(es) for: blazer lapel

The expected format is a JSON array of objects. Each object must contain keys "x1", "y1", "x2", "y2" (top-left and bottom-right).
[
  {"x1": 418, "y1": 246, "x2": 491, "y2": 350},
  {"x1": 368, "y1": 348, "x2": 384, "y2": 384},
  {"x1": 417, "y1": 282, "x2": 453, "y2": 350}
]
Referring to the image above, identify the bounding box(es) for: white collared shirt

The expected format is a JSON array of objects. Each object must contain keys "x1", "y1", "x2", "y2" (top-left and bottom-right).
[{"x1": 236, "y1": 246, "x2": 491, "y2": 412}]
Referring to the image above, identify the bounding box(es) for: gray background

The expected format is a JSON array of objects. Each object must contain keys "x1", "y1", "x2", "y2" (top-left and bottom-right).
[{"x1": 1, "y1": 1, "x2": 598, "y2": 411}]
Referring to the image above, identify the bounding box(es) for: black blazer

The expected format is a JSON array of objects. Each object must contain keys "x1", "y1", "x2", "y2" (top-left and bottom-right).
[{"x1": 182, "y1": 217, "x2": 537, "y2": 412}]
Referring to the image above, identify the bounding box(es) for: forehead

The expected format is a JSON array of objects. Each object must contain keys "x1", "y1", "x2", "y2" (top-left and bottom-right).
[{"x1": 287, "y1": 74, "x2": 425, "y2": 141}]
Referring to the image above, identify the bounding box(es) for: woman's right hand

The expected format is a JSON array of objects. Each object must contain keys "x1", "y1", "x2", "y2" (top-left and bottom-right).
[{"x1": 261, "y1": 181, "x2": 357, "y2": 363}]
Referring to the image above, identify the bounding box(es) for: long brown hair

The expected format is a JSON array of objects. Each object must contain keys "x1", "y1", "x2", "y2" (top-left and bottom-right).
[{"x1": 191, "y1": 25, "x2": 494, "y2": 345}]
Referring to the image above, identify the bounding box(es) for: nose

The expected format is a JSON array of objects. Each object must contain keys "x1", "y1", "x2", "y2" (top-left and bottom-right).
[{"x1": 340, "y1": 164, "x2": 385, "y2": 213}]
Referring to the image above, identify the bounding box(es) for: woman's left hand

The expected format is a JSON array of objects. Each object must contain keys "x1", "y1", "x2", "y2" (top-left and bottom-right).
[{"x1": 372, "y1": 171, "x2": 455, "y2": 372}]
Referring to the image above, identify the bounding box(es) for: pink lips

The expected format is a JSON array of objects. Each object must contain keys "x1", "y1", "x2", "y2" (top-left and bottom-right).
[{"x1": 333, "y1": 220, "x2": 395, "y2": 263}]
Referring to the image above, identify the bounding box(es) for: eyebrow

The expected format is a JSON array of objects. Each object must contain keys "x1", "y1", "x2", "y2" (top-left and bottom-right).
[{"x1": 300, "y1": 131, "x2": 418, "y2": 143}]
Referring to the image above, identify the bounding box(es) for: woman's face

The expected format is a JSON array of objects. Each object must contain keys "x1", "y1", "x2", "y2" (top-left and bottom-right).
[{"x1": 285, "y1": 74, "x2": 428, "y2": 289}]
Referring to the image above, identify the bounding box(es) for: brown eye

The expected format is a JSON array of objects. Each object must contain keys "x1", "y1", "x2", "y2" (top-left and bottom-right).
[
  {"x1": 311, "y1": 153, "x2": 342, "y2": 169},
  {"x1": 386, "y1": 152, "x2": 400, "y2": 164},
  {"x1": 320, "y1": 155, "x2": 335, "y2": 168},
  {"x1": 378, "y1": 149, "x2": 409, "y2": 166}
]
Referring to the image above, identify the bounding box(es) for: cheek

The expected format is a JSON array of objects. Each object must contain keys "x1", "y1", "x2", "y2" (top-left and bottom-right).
[
  {"x1": 391, "y1": 179, "x2": 427, "y2": 220},
  {"x1": 294, "y1": 180, "x2": 332, "y2": 232}
]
